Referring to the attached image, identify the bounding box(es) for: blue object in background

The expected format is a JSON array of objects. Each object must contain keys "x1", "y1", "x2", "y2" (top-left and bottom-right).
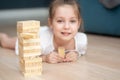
[{"x1": 79, "y1": 0, "x2": 120, "y2": 36}]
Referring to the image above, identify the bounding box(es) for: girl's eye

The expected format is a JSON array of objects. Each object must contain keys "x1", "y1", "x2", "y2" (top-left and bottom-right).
[
  {"x1": 57, "y1": 20, "x2": 63, "y2": 23},
  {"x1": 70, "y1": 20, "x2": 76, "y2": 23}
]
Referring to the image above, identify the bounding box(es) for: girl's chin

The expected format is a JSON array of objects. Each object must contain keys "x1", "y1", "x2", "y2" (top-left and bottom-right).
[{"x1": 61, "y1": 37, "x2": 72, "y2": 41}]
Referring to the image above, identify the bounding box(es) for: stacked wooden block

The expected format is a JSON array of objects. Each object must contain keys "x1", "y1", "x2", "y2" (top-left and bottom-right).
[{"x1": 17, "y1": 20, "x2": 42, "y2": 77}]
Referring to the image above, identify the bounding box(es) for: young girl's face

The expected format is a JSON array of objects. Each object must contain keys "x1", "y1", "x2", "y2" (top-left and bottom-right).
[{"x1": 49, "y1": 5, "x2": 81, "y2": 41}]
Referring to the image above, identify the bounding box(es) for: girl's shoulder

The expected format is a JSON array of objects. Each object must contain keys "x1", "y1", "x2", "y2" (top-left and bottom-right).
[
  {"x1": 75, "y1": 32, "x2": 87, "y2": 44},
  {"x1": 40, "y1": 26, "x2": 53, "y2": 37},
  {"x1": 76, "y1": 32, "x2": 87, "y2": 39},
  {"x1": 40, "y1": 26, "x2": 52, "y2": 32},
  {"x1": 39, "y1": 26, "x2": 53, "y2": 45}
]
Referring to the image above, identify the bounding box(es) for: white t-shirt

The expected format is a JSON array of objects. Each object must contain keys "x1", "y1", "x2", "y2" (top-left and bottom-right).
[{"x1": 15, "y1": 26, "x2": 87, "y2": 56}]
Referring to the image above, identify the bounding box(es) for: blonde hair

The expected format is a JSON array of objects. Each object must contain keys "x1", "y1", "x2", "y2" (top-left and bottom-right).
[{"x1": 49, "y1": 0, "x2": 81, "y2": 20}]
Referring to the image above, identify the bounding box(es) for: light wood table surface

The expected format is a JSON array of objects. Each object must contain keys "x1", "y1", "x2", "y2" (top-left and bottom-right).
[{"x1": 0, "y1": 34, "x2": 120, "y2": 80}]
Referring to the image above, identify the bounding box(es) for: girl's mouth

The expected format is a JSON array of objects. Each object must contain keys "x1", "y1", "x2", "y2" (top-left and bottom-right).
[{"x1": 61, "y1": 32, "x2": 71, "y2": 36}]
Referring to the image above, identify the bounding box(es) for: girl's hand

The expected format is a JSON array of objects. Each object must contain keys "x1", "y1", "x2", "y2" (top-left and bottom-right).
[
  {"x1": 64, "y1": 51, "x2": 79, "y2": 62},
  {"x1": 46, "y1": 51, "x2": 63, "y2": 63}
]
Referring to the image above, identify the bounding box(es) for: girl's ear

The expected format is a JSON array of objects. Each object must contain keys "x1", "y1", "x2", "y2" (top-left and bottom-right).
[
  {"x1": 48, "y1": 18, "x2": 52, "y2": 29},
  {"x1": 78, "y1": 19, "x2": 82, "y2": 29}
]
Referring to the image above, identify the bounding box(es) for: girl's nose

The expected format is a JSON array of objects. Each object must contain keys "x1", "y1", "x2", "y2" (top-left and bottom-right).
[{"x1": 64, "y1": 22, "x2": 70, "y2": 29}]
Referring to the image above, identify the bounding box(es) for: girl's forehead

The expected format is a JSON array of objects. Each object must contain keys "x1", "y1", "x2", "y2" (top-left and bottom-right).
[
  {"x1": 54, "y1": 5, "x2": 78, "y2": 18},
  {"x1": 55, "y1": 5, "x2": 75, "y2": 12}
]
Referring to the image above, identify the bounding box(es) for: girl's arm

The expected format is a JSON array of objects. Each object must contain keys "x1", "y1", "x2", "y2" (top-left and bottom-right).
[{"x1": 40, "y1": 51, "x2": 63, "y2": 63}]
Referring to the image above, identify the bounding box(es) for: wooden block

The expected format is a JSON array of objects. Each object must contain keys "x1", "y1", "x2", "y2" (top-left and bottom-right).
[
  {"x1": 20, "y1": 63, "x2": 42, "y2": 73},
  {"x1": 19, "y1": 49, "x2": 41, "y2": 54},
  {"x1": 19, "y1": 56, "x2": 42, "y2": 62},
  {"x1": 19, "y1": 57, "x2": 42, "y2": 73},
  {"x1": 58, "y1": 47, "x2": 65, "y2": 58},
  {"x1": 23, "y1": 71, "x2": 42, "y2": 77},
  {"x1": 18, "y1": 38, "x2": 40, "y2": 44},
  {"x1": 17, "y1": 20, "x2": 40, "y2": 27},
  {"x1": 22, "y1": 62, "x2": 42, "y2": 68},
  {"x1": 19, "y1": 56, "x2": 42, "y2": 67},
  {"x1": 18, "y1": 38, "x2": 40, "y2": 47},
  {"x1": 17, "y1": 20, "x2": 40, "y2": 33},
  {"x1": 18, "y1": 32, "x2": 39, "y2": 39},
  {"x1": 20, "y1": 62, "x2": 42, "y2": 77},
  {"x1": 24, "y1": 57, "x2": 42, "y2": 63},
  {"x1": 18, "y1": 44, "x2": 41, "y2": 56},
  {"x1": 19, "y1": 44, "x2": 41, "y2": 51},
  {"x1": 20, "y1": 62, "x2": 42, "y2": 73},
  {"x1": 19, "y1": 51, "x2": 41, "y2": 57},
  {"x1": 19, "y1": 42, "x2": 40, "y2": 46}
]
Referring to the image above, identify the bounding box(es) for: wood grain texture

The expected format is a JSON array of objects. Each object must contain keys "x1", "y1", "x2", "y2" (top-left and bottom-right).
[{"x1": 0, "y1": 34, "x2": 120, "y2": 80}]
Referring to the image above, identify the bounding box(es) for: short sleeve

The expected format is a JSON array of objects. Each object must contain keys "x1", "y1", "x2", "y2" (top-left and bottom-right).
[
  {"x1": 75, "y1": 32, "x2": 88, "y2": 56},
  {"x1": 15, "y1": 39, "x2": 19, "y2": 55},
  {"x1": 39, "y1": 26, "x2": 54, "y2": 55}
]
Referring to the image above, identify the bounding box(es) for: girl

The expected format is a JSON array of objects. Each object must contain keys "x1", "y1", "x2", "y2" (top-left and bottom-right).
[{"x1": 0, "y1": 0, "x2": 87, "y2": 63}]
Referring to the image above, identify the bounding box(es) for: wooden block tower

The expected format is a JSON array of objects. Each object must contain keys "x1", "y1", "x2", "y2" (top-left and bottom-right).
[{"x1": 17, "y1": 20, "x2": 42, "y2": 77}]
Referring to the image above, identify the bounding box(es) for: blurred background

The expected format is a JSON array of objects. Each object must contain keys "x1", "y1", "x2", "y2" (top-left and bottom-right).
[
  {"x1": 0, "y1": 0, "x2": 120, "y2": 37},
  {"x1": 0, "y1": 0, "x2": 50, "y2": 36}
]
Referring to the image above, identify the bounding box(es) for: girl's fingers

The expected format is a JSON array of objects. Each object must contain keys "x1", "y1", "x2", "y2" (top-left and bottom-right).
[
  {"x1": 50, "y1": 59, "x2": 58, "y2": 63},
  {"x1": 57, "y1": 57, "x2": 64, "y2": 63},
  {"x1": 47, "y1": 52, "x2": 64, "y2": 63},
  {"x1": 65, "y1": 52, "x2": 78, "y2": 62}
]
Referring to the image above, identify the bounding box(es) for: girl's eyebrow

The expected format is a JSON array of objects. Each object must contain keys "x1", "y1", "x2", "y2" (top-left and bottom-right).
[
  {"x1": 54, "y1": 17, "x2": 62, "y2": 20},
  {"x1": 70, "y1": 17, "x2": 77, "y2": 19},
  {"x1": 54, "y1": 17, "x2": 65, "y2": 20},
  {"x1": 55, "y1": 17, "x2": 78, "y2": 19},
  {"x1": 69, "y1": 17, "x2": 78, "y2": 20}
]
